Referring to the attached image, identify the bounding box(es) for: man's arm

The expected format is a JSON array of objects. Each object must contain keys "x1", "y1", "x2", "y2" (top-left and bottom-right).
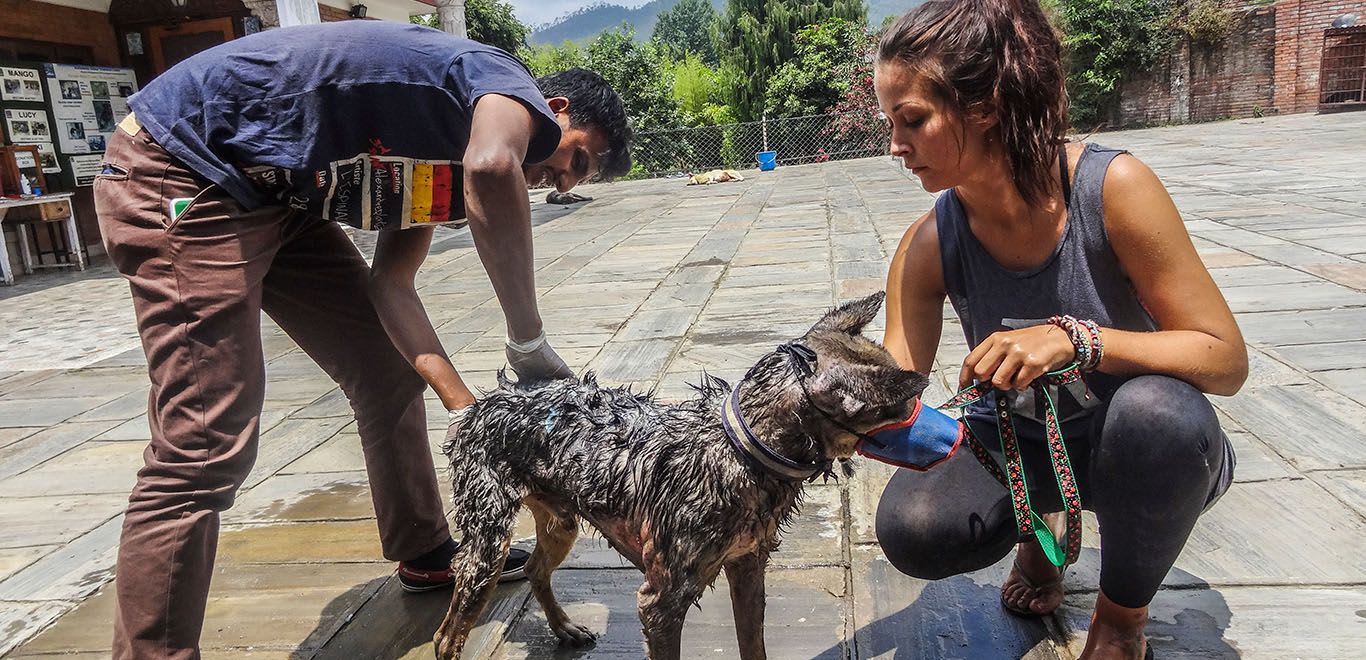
[
  {"x1": 369, "y1": 226, "x2": 478, "y2": 410},
  {"x1": 463, "y1": 93, "x2": 544, "y2": 343}
]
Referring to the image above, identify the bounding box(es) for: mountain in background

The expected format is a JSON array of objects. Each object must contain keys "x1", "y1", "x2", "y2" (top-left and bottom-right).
[{"x1": 528, "y1": 0, "x2": 924, "y2": 46}]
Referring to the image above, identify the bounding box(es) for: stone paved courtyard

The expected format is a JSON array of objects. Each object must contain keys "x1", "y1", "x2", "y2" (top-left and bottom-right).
[{"x1": 2, "y1": 111, "x2": 1365, "y2": 659}]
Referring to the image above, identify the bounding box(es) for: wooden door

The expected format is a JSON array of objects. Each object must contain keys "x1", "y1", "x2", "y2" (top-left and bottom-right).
[{"x1": 148, "y1": 17, "x2": 236, "y2": 75}]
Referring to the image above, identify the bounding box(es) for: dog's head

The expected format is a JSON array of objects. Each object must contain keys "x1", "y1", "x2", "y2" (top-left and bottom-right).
[{"x1": 740, "y1": 292, "x2": 929, "y2": 461}]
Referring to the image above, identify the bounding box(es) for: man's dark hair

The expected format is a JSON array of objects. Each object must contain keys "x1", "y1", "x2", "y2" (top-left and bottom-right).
[{"x1": 536, "y1": 68, "x2": 633, "y2": 180}]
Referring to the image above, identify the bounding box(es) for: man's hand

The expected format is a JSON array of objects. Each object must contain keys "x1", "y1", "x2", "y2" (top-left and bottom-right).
[{"x1": 505, "y1": 333, "x2": 573, "y2": 382}]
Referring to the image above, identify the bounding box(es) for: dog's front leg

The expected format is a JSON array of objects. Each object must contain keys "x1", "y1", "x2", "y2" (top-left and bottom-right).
[
  {"x1": 724, "y1": 552, "x2": 769, "y2": 660},
  {"x1": 637, "y1": 576, "x2": 696, "y2": 660}
]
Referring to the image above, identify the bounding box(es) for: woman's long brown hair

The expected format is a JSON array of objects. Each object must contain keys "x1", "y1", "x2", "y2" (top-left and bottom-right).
[{"x1": 878, "y1": 0, "x2": 1068, "y2": 207}]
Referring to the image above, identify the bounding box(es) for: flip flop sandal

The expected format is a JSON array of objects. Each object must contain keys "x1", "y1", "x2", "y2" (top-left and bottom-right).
[{"x1": 1000, "y1": 557, "x2": 1064, "y2": 618}]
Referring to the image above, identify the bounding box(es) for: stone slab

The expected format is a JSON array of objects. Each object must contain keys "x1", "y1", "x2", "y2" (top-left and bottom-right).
[
  {"x1": 587, "y1": 339, "x2": 678, "y2": 383},
  {"x1": 1214, "y1": 385, "x2": 1366, "y2": 471},
  {"x1": 0, "y1": 600, "x2": 73, "y2": 657},
  {"x1": 1303, "y1": 263, "x2": 1366, "y2": 290},
  {"x1": 491, "y1": 566, "x2": 849, "y2": 660},
  {"x1": 0, "y1": 546, "x2": 53, "y2": 584},
  {"x1": 240, "y1": 416, "x2": 353, "y2": 491},
  {"x1": 613, "y1": 307, "x2": 702, "y2": 342},
  {"x1": 314, "y1": 576, "x2": 531, "y2": 660},
  {"x1": 1207, "y1": 264, "x2": 1315, "y2": 288},
  {"x1": 1312, "y1": 469, "x2": 1366, "y2": 520},
  {"x1": 0, "y1": 513, "x2": 122, "y2": 602},
  {"x1": 1066, "y1": 479, "x2": 1366, "y2": 590},
  {"x1": 850, "y1": 546, "x2": 1061, "y2": 660},
  {"x1": 0, "y1": 439, "x2": 144, "y2": 497},
  {"x1": 1224, "y1": 431, "x2": 1296, "y2": 483},
  {"x1": 277, "y1": 426, "x2": 365, "y2": 475},
  {"x1": 0, "y1": 427, "x2": 38, "y2": 451},
  {"x1": 1269, "y1": 340, "x2": 1366, "y2": 372},
  {"x1": 1219, "y1": 281, "x2": 1366, "y2": 313},
  {"x1": 10, "y1": 563, "x2": 393, "y2": 656},
  {"x1": 223, "y1": 471, "x2": 376, "y2": 525},
  {"x1": 1058, "y1": 586, "x2": 1366, "y2": 659},
  {"x1": 65, "y1": 389, "x2": 148, "y2": 423},
  {"x1": 0, "y1": 494, "x2": 124, "y2": 550},
  {"x1": 0, "y1": 397, "x2": 111, "y2": 428},
  {"x1": 1310, "y1": 368, "x2": 1366, "y2": 406},
  {"x1": 217, "y1": 520, "x2": 384, "y2": 565}
]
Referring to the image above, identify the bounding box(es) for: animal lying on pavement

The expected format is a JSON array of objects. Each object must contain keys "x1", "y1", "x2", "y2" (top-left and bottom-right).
[
  {"x1": 687, "y1": 169, "x2": 745, "y2": 185},
  {"x1": 433, "y1": 292, "x2": 927, "y2": 659}
]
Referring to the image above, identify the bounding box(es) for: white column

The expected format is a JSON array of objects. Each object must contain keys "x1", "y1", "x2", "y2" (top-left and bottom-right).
[
  {"x1": 242, "y1": 0, "x2": 280, "y2": 28},
  {"x1": 436, "y1": 0, "x2": 468, "y2": 38},
  {"x1": 276, "y1": 0, "x2": 322, "y2": 27}
]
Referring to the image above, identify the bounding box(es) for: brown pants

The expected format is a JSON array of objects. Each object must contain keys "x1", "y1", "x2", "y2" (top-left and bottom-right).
[{"x1": 96, "y1": 124, "x2": 450, "y2": 659}]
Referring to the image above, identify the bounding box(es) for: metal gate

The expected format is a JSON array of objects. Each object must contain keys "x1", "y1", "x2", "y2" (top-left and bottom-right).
[{"x1": 1319, "y1": 26, "x2": 1366, "y2": 112}]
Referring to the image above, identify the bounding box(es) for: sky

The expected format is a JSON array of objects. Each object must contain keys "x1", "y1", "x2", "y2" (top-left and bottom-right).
[{"x1": 508, "y1": 1, "x2": 654, "y2": 29}]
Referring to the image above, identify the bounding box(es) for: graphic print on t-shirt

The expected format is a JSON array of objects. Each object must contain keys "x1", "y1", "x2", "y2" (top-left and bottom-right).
[{"x1": 243, "y1": 138, "x2": 466, "y2": 231}]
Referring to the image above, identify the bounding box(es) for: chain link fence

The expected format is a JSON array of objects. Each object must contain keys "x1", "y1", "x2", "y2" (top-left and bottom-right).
[{"x1": 628, "y1": 110, "x2": 890, "y2": 179}]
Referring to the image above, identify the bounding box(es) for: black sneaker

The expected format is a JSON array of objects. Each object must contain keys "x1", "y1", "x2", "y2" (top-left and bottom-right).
[{"x1": 398, "y1": 546, "x2": 532, "y2": 593}]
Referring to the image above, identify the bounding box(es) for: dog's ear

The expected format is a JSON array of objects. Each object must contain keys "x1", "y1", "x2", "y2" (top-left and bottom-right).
[
  {"x1": 807, "y1": 362, "x2": 929, "y2": 425},
  {"x1": 810, "y1": 292, "x2": 886, "y2": 337}
]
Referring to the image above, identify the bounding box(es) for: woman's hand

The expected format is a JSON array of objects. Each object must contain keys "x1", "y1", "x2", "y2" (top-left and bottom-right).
[{"x1": 959, "y1": 324, "x2": 1077, "y2": 391}]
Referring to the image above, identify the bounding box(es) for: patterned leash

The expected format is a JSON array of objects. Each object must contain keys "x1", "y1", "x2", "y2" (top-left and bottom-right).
[{"x1": 938, "y1": 363, "x2": 1085, "y2": 569}]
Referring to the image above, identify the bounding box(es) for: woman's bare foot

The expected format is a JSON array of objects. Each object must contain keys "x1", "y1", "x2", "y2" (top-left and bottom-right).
[
  {"x1": 1078, "y1": 592, "x2": 1149, "y2": 660},
  {"x1": 1000, "y1": 540, "x2": 1065, "y2": 616}
]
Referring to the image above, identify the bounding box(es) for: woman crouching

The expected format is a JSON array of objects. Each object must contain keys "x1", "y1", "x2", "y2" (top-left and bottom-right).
[{"x1": 873, "y1": 1, "x2": 1247, "y2": 658}]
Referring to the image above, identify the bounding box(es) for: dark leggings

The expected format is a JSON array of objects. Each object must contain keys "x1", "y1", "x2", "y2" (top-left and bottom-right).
[{"x1": 875, "y1": 375, "x2": 1231, "y2": 608}]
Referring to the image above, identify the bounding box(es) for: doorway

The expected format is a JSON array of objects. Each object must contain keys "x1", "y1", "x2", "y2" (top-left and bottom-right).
[{"x1": 147, "y1": 17, "x2": 235, "y2": 75}]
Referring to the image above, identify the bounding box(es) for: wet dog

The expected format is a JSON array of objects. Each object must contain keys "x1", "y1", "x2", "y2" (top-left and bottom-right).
[{"x1": 433, "y1": 292, "x2": 927, "y2": 659}]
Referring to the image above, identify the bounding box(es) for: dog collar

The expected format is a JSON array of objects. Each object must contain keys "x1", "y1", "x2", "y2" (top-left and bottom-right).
[{"x1": 722, "y1": 386, "x2": 830, "y2": 481}]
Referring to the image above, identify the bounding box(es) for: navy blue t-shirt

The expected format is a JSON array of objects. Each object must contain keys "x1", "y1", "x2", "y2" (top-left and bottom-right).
[{"x1": 130, "y1": 21, "x2": 560, "y2": 230}]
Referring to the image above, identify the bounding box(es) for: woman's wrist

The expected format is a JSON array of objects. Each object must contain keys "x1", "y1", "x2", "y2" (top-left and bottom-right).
[{"x1": 1047, "y1": 315, "x2": 1104, "y2": 371}]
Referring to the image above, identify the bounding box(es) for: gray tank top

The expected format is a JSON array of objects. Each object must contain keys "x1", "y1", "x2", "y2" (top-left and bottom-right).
[{"x1": 937, "y1": 143, "x2": 1157, "y2": 408}]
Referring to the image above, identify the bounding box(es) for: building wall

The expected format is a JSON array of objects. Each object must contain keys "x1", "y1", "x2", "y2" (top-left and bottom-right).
[
  {"x1": 319, "y1": 0, "x2": 425, "y2": 23},
  {"x1": 0, "y1": 0, "x2": 121, "y2": 66},
  {"x1": 1113, "y1": 0, "x2": 1362, "y2": 126},
  {"x1": 1273, "y1": 0, "x2": 1364, "y2": 113}
]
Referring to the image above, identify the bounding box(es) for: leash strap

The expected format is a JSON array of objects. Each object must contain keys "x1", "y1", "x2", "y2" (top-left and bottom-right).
[{"x1": 938, "y1": 364, "x2": 1084, "y2": 569}]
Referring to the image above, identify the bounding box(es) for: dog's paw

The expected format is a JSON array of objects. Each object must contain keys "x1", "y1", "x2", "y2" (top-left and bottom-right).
[{"x1": 551, "y1": 621, "x2": 598, "y2": 647}]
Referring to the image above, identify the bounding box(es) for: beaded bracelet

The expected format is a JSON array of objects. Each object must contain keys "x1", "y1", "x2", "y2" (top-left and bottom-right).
[
  {"x1": 1080, "y1": 318, "x2": 1104, "y2": 371},
  {"x1": 1047, "y1": 315, "x2": 1103, "y2": 372}
]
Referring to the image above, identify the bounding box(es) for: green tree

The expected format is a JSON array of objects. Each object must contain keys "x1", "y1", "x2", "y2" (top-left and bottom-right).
[
  {"x1": 652, "y1": 0, "x2": 718, "y2": 65},
  {"x1": 562, "y1": 27, "x2": 688, "y2": 176},
  {"x1": 763, "y1": 18, "x2": 865, "y2": 118},
  {"x1": 714, "y1": 0, "x2": 866, "y2": 122},
  {"x1": 519, "y1": 41, "x2": 585, "y2": 78},
  {"x1": 668, "y1": 54, "x2": 735, "y2": 126},
  {"x1": 1057, "y1": 0, "x2": 1181, "y2": 128},
  {"x1": 411, "y1": 0, "x2": 528, "y2": 54}
]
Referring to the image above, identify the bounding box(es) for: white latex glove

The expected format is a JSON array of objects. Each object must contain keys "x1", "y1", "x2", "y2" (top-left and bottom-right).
[
  {"x1": 505, "y1": 332, "x2": 573, "y2": 382},
  {"x1": 447, "y1": 406, "x2": 470, "y2": 428}
]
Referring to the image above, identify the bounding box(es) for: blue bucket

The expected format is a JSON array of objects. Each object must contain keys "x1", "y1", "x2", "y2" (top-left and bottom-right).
[{"x1": 756, "y1": 151, "x2": 777, "y2": 171}]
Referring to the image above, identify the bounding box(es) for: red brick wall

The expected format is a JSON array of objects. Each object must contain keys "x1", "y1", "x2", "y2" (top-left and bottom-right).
[
  {"x1": 1113, "y1": 0, "x2": 1363, "y2": 126},
  {"x1": 0, "y1": 0, "x2": 121, "y2": 66},
  {"x1": 1115, "y1": 3, "x2": 1277, "y2": 127},
  {"x1": 1273, "y1": 0, "x2": 1365, "y2": 113}
]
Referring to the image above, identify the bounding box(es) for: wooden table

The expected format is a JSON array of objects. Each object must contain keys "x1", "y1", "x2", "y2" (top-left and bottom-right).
[{"x1": 0, "y1": 193, "x2": 85, "y2": 285}]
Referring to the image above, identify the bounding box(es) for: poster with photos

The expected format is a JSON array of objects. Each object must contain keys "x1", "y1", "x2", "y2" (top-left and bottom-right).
[
  {"x1": 1, "y1": 66, "x2": 44, "y2": 102},
  {"x1": 35, "y1": 142, "x2": 61, "y2": 174},
  {"x1": 43, "y1": 63, "x2": 137, "y2": 155},
  {"x1": 5, "y1": 108, "x2": 51, "y2": 144}
]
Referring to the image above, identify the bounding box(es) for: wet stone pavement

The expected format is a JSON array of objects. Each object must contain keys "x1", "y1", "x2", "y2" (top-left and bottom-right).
[{"x1": 2, "y1": 111, "x2": 1365, "y2": 659}]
